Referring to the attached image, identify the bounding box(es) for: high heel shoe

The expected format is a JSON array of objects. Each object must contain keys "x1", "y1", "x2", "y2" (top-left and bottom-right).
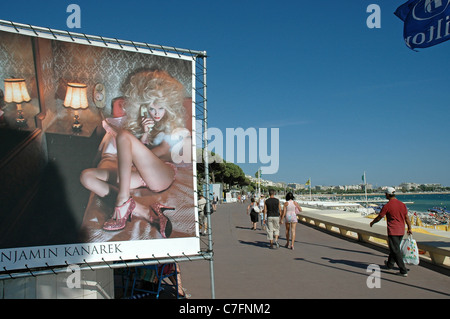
[
  {"x1": 150, "y1": 203, "x2": 175, "y2": 238},
  {"x1": 103, "y1": 197, "x2": 136, "y2": 231}
]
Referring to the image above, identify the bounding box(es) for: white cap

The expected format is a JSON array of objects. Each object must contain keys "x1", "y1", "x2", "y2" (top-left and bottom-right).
[{"x1": 385, "y1": 187, "x2": 396, "y2": 195}]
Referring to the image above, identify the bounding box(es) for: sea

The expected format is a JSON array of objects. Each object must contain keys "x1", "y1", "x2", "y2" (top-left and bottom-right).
[{"x1": 368, "y1": 193, "x2": 450, "y2": 214}]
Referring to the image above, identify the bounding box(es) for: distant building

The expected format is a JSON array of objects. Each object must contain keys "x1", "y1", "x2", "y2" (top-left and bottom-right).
[
  {"x1": 399, "y1": 182, "x2": 420, "y2": 191},
  {"x1": 287, "y1": 183, "x2": 305, "y2": 190},
  {"x1": 245, "y1": 174, "x2": 443, "y2": 193}
]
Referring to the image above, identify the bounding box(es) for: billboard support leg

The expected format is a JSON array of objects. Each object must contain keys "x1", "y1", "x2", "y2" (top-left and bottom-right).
[{"x1": 201, "y1": 55, "x2": 215, "y2": 299}]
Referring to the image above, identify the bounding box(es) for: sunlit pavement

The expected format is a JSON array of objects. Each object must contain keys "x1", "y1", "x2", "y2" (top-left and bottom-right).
[{"x1": 181, "y1": 202, "x2": 450, "y2": 299}]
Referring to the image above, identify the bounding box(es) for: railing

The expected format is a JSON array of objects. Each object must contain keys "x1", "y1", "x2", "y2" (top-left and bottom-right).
[{"x1": 297, "y1": 211, "x2": 450, "y2": 269}]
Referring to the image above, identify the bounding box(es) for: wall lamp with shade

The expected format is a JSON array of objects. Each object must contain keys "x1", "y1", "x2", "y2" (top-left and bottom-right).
[
  {"x1": 63, "y1": 82, "x2": 89, "y2": 132},
  {"x1": 4, "y1": 78, "x2": 31, "y2": 127}
]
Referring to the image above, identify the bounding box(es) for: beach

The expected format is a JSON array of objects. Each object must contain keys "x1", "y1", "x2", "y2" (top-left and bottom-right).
[
  {"x1": 297, "y1": 204, "x2": 450, "y2": 239},
  {"x1": 292, "y1": 193, "x2": 450, "y2": 229}
]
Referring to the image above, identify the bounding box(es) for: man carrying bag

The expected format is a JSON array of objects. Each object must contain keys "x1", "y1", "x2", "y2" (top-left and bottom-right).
[{"x1": 370, "y1": 187, "x2": 412, "y2": 277}]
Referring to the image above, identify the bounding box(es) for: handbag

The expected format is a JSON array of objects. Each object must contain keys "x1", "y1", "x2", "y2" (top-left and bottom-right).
[
  {"x1": 294, "y1": 203, "x2": 302, "y2": 215},
  {"x1": 400, "y1": 235, "x2": 419, "y2": 265},
  {"x1": 253, "y1": 204, "x2": 260, "y2": 213}
]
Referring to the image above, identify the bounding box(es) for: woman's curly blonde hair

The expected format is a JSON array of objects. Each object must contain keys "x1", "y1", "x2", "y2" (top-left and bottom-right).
[{"x1": 121, "y1": 68, "x2": 186, "y2": 144}]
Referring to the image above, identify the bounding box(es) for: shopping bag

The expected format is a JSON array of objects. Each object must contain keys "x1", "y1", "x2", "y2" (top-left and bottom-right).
[{"x1": 400, "y1": 235, "x2": 419, "y2": 265}]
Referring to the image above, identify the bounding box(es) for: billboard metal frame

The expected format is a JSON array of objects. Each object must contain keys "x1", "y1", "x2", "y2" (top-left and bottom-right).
[{"x1": 0, "y1": 20, "x2": 214, "y2": 298}]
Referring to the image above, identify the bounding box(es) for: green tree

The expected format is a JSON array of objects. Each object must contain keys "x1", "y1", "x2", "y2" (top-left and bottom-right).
[{"x1": 196, "y1": 148, "x2": 249, "y2": 191}]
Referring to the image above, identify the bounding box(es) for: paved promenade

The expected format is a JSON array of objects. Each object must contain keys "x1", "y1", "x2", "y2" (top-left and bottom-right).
[{"x1": 180, "y1": 202, "x2": 450, "y2": 299}]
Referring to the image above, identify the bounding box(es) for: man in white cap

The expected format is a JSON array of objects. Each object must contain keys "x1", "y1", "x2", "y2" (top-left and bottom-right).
[{"x1": 370, "y1": 187, "x2": 412, "y2": 276}]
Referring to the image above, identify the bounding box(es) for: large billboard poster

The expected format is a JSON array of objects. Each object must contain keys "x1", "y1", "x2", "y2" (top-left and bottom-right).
[{"x1": 0, "y1": 24, "x2": 200, "y2": 273}]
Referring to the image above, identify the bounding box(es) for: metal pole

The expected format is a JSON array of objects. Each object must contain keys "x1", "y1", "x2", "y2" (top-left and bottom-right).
[
  {"x1": 202, "y1": 55, "x2": 215, "y2": 299},
  {"x1": 309, "y1": 177, "x2": 312, "y2": 200},
  {"x1": 364, "y1": 171, "x2": 368, "y2": 207}
]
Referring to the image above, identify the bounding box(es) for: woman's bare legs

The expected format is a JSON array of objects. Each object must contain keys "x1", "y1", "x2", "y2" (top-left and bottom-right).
[
  {"x1": 285, "y1": 223, "x2": 291, "y2": 248},
  {"x1": 81, "y1": 130, "x2": 175, "y2": 222},
  {"x1": 81, "y1": 167, "x2": 118, "y2": 197},
  {"x1": 114, "y1": 130, "x2": 175, "y2": 218},
  {"x1": 291, "y1": 223, "x2": 297, "y2": 250},
  {"x1": 80, "y1": 165, "x2": 145, "y2": 207}
]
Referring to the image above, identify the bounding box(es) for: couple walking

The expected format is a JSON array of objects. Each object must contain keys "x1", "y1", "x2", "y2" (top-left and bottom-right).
[{"x1": 262, "y1": 190, "x2": 302, "y2": 250}]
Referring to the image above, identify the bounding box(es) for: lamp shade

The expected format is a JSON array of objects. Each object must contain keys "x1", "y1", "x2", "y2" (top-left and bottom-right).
[
  {"x1": 64, "y1": 83, "x2": 88, "y2": 109},
  {"x1": 4, "y1": 78, "x2": 31, "y2": 103}
]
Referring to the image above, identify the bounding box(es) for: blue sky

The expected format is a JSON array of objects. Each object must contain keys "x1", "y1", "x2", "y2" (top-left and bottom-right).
[{"x1": 2, "y1": 0, "x2": 450, "y2": 187}]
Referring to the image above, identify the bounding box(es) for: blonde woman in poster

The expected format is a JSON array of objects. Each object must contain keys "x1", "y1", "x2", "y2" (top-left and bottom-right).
[{"x1": 80, "y1": 68, "x2": 188, "y2": 237}]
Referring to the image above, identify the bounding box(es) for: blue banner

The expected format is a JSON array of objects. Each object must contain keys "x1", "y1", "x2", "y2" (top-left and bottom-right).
[{"x1": 395, "y1": 0, "x2": 450, "y2": 49}]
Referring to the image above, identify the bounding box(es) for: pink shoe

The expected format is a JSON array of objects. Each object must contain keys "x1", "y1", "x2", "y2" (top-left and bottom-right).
[
  {"x1": 150, "y1": 203, "x2": 175, "y2": 238},
  {"x1": 103, "y1": 197, "x2": 136, "y2": 231}
]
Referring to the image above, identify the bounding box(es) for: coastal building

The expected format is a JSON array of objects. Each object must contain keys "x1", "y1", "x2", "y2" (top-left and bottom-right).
[
  {"x1": 245, "y1": 174, "x2": 444, "y2": 194},
  {"x1": 399, "y1": 182, "x2": 421, "y2": 191},
  {"x1": 287, "y1": 183, "x2": 306, "y2": 190},
  {"x1": 397, "y1": 183, "x2": 442, "y2": 191}
]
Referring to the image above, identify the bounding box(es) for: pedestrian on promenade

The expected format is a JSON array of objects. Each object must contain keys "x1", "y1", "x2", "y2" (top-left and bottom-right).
[
  {"x1": 264, "y1": 189, "x2": 281, "y2": 249},
  {"x1": 198, "y1": 193, "x2": 207, "y2": 236},
  {"x1": 280, "y1": 192, "x2": 302, "y2": 250},
  {"x1": 247, "y1": 197, "x2": 259, "y2": 230},
  {"x1": 212, "y1": 193, "x2": 218, "y2": 211},
  {"x1": 370, "y1": 187, "x2": 412, "y2": 276},
  {"x1": 259, "y1": 195, "x2": 265, "y2": 230}
]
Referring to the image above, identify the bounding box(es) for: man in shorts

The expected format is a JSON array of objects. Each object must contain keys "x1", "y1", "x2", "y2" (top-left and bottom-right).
[{"x1": 264, "y1": 189, "x2": 281, "y2": 249}]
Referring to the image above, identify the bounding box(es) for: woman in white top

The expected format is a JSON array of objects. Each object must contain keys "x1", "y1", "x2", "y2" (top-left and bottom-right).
[
  {"x1": 247, "y1": 198, "x2": 260, "y2": 230},
  {"x1": 280, "y1": 192, "x2": 302, "y2": 250}
]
